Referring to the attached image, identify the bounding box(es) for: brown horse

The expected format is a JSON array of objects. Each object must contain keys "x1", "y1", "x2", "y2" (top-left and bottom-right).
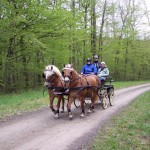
[
  {"x1": 62, "y1": 64, "x2": 101, "y2": 119},
  {"x1": 42, "y1": 65, "x2": 65, "y2": 118}
]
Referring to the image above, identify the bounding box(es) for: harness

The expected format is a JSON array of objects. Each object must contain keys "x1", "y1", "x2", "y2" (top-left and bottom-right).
[
  {"x1": 63, "y1": 74, "x2": 100, "y2": 96},
  {"x1": 43, "y1": 73, "x2": 65, "y2": 96},
  {"x1": 44, "y1": 68, "x2": 100, "y2": 96}
]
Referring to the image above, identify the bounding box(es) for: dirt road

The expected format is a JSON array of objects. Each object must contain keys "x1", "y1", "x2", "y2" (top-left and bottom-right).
[{"x1": 0, "y1": 84, "x2": 150, "y2": 150}]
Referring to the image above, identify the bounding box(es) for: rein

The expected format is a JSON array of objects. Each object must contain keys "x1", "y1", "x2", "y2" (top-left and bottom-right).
[
  {"x1": 43, "y1": 86, "x2": 48, "y2": 97},
  {"x1": 64, "y1": 75, "x2": 80, "y2": 88},
  {"x1": 45, "y1": 73, "x2": 65, "y2": 94}
]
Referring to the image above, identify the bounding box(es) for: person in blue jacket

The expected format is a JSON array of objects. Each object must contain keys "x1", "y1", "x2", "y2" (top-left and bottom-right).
[{"x1": 81, "y1": 58, "x2": 97, "y2": 75}]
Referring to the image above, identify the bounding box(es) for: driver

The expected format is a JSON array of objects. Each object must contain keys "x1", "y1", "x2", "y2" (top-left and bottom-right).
[{"x1": 81, "y1": 58, "x2": 97, "y2": 75}]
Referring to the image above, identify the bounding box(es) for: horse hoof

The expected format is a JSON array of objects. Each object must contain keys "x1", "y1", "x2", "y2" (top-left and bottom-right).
[
  {"x1": 69, "y1": 114, "x2": 73, "y2": 120},
  {"x1": 52, "y1": 110, "x2": 57, "y2": 114},
  {"x1": 87, "y1": 109, "x2": 91, "y2": 114},
  {"x1": 91, "y1": 109, "x2": 95, "y2": 113},
  {"x1": 54, "y1": 113, "x2": 60, "y2": 119},
  {"x1": 60, "y1": 110, "x2": 64, "y2": 113},
  {"x1": 80, "y1": 114, "x2": 85, "y2": 118}
]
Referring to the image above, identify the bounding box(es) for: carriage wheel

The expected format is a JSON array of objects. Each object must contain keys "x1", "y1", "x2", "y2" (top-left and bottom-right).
[
  {"x1": 108, "y1": 88, "x2": 115, "y2": 106},
  {"x1": 101, "y1": 91, "x2": 108, "y2": 109},
  {"x1": 74, "y1": 99, "x2": 80, "y2": 108}
]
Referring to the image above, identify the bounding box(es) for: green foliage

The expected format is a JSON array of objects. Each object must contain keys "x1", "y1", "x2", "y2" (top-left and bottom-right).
[{"x1": 0, "y1": 0, "x2": 150, "y2": 93}]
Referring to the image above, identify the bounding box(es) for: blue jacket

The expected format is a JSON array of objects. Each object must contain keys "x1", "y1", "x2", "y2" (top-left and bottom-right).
[{"x1": 81, "y1": 64, "x2": 97, "y2": 75}]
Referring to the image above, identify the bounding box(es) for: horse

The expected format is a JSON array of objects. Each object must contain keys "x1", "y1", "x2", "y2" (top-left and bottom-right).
[
  {"x1": 42, "y1": 64, "x2": 66, "y2": 118},
  {"x1": 62, "y1": 64, "x2": 101, "y2": 119}
]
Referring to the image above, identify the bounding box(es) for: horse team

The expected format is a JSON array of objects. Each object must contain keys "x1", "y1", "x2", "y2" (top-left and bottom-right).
[{"x1": 42, "y1": 64, "x2": 103, "y2": 120}]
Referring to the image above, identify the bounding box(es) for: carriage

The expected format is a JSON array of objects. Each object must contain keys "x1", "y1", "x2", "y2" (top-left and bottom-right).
[{"x1": 43, "y1": 64, "x2": 115, "y2": 119}]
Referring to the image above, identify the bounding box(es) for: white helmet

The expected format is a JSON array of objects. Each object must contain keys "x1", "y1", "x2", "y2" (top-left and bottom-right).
[{"x1": 101, "y1": 61, "x2": 105, "y2": 65}]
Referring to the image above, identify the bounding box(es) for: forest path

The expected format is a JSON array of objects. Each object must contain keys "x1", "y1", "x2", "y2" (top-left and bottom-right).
[{"x1": 0, "y1": 83, "x2": 150, "y2": 150}]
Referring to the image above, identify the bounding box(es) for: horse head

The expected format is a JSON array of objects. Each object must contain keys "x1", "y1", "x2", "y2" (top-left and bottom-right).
[
  {"x1": 62, "y1": 64, "x2": 78, "y2": 83},
  {"x1": 42, "y1": 65, "x2": 62, "y2": 83}
]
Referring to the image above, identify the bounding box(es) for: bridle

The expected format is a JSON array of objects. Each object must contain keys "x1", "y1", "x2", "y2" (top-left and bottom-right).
[
  {"x1": 62, "y1": 67, "x2": 82, "y2": 87},
  {"x1": 62, "y1": 67, "x2": 92, "y2": 94},
  {"x1": 43, "y1": 69, "x2": 57, "y2": 86},
  {"x1": 62, "y1": 68, "x2": 74, "y2": 83}
]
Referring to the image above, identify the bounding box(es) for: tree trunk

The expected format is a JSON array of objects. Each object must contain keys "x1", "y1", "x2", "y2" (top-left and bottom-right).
[
  {"x1": 83, "y1": 2, "x2": 88, "y2": 64},
  {"x1": 3, "y1": 37, "x2": 15, "y2": 92},
  {"x1": 98, "y1": 0, "x2": 107, "y2": 60},
  {"x1": 71, "y1": 0, "x2": 76, "y2": 64},
  {"x1": 91, "y1": 0, "x2": 96, "y2": 55}
]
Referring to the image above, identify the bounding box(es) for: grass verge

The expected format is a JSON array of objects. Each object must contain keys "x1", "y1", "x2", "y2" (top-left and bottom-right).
[
  {"x1": 0, "y1": 89, "x2": 49, "y2": 119},
  {"x1": 113, "y1": 80, "x2": 150, "y2": 89},
  {"x1": 91, "y1": 91, "x2": 150, "y2": 150}
]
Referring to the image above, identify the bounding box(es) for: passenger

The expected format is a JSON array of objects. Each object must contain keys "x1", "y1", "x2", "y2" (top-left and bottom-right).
[
  {"x1": 81, "y1": 58, "x2": 97, "y2": 75},
  {"x1": 93, "y1": 55, "x2": 101, "y2": 73},
  {"x1": 97, "y1": 62, "x2": 109, "y2": 82}
]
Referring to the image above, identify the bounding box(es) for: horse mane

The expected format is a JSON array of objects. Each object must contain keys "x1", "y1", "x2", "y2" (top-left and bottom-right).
[
  {"x1": 45, "y1": 65, "x2": 62, "y2": 77},
  {"x1": 65, "y1": 64, "x2": 72, "y2": 68},
  {"x1": 64, "y1": 64, "x2": 79, "y2": 75},
  {"x1": 63, "y1": 64, "x2": 73, "y2": 70}
]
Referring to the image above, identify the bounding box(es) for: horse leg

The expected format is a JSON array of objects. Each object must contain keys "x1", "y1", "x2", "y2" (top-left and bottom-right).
[
  {"x1": 91, "y1": 104, "x2": 95, "y2": 113},
  {"x1": 60, "y1": 96, "x2": 65, "y2": 113},
  {"x1": 67, "y1": 97, "x2": 73, "y2": 120},
  {"x1": 87, "y1": 106, "x2": 92, "y2": 114},
  {"x1": 66, "y1": 95, "x2": 69, "y2": 109},
  {"x1": 49, "y1": 94, "x2": 56, "y2": 114},
  {"x1": 80, "y1": 98, "x2": 85, "y2": 118},
  {"x1": 87, "y1": 94, "x2": 95, "y2": 114},
  {"x1": 87, "y1": 95, "x2": 92, "y2": 114},
  {"x1": 55, "y1": 96, "x2": 62, "y2": 118},
  {"x1": 90, "y1": 96, "x2": 95, "y2": 113}
]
